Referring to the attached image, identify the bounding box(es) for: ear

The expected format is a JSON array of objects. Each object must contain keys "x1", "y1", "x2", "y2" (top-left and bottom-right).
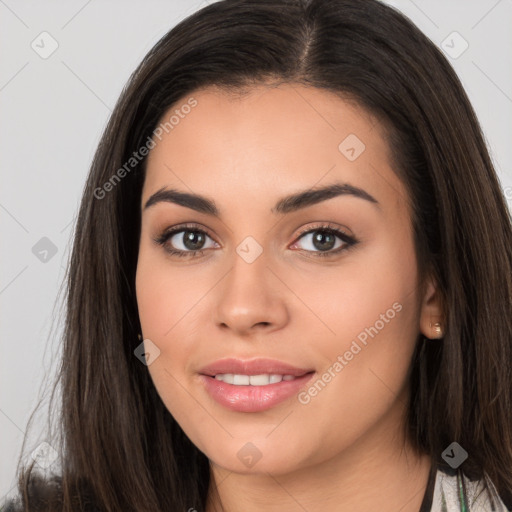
[{"x1": 419, "y1": 275, "x2": 445, "y2": 340}]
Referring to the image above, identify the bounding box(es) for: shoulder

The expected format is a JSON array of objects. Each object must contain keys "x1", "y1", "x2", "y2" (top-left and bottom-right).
[
  {"x1": 431, "y1": 466, "x2": 511, "y2": 511},
  {"x1": 1, "y1": 473, "x2": 102, "y2": 512}
]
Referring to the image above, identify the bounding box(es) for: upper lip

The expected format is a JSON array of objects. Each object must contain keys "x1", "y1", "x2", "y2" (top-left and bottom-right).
[{"x1": 199, "y1": 358, "x2": 314, "y2": 377}]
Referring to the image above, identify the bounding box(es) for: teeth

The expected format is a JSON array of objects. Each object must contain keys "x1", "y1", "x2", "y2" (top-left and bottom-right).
[
  {"x1": 233, "y1": 374, "x2": 250, "y2": 385},
  {"x1": 214, "y1": 373, "x2": 297, "y2": 385},
  {"x1": 219, "y1": 373, "x2": 234, "y2": 384}
]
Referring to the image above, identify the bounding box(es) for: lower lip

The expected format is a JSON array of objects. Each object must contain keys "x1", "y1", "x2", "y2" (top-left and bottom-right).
[{"x1": 199, "y1": 373, "x2": 315, "y2": 412}]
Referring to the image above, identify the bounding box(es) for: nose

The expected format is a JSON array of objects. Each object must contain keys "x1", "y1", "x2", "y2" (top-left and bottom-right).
[{"x1": 213, "y1": 248, "x2": 290, "y2": 337}]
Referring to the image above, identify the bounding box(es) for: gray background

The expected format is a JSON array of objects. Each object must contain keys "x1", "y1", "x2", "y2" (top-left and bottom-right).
[{"x1": 1, "y1": 0, "x2": 511, "y2": 503}]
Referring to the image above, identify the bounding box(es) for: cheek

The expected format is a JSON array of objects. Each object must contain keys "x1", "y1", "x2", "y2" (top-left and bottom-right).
[
  {"x1": 135, "y1": 247, "x2": 194, "y2": 386},
  {"x1": 135, "y1": 254, "x2": 207, "y2": 435},
  {"x1": 288, "y1": 244, "x2": 419, "y2": 453},
  {"x1": 136, "y1": 263, "x2": 179, "y2": 338},
  {"x1": 136, "y1": 245, "x2": 206, "y2": 339},
  {"x1": 298, "y1": 237, "x2": 419, "y2": 404},
  {"x1": 287, "y1": 234, "x2": 418, "y2": 349}
]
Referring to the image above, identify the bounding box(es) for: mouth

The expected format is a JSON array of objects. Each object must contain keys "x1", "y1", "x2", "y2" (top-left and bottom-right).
[{"x1": 198, "y1": 358, "x2": 315, "y2": 412}]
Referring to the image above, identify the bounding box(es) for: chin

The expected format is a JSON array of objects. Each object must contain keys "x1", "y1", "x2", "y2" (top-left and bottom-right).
[{"x1": 200, "y1": 435, "x2": 313, "y2": 476}]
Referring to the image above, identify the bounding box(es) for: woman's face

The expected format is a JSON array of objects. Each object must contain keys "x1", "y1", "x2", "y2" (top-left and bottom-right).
[{"x1": 136, "y1": 84, "x2": 442, "y2": 475}]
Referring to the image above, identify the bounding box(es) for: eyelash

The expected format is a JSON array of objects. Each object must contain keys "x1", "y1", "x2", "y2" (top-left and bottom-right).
[{"x1": 153, "y1": 222, "x2": 359, "y2": 259}]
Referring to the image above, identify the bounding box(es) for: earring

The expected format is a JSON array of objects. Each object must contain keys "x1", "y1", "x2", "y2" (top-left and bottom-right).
[
  {"x1": 137, "y1": 333, "x2": 143, "y2": 341},
  {"x1": 429, "y1": 322, "x2": 443, "y2": 339}
]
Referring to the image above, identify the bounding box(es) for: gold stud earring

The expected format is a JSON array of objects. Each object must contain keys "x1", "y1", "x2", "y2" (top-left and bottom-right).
[
  {"x1": 137, "y1": 333, "x2": 143, "y2": 341},
  {"x1": 429, "y1": 322, "x2": 443, "y2": 339}
]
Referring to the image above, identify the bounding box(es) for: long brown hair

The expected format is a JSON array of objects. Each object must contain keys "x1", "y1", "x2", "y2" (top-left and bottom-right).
[{"x1": 6, "y1": 0, "x2": 512, "y2": 510}]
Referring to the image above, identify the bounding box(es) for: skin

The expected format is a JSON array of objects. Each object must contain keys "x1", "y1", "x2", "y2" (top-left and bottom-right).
[{"x1": 135, "y1": 83, "x2": 444, "y2": 512}]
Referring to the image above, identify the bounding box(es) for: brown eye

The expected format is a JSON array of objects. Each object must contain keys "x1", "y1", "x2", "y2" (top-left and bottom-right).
[
  {"x1": 290, "y1": 225, "x2": 358, "y2": 258},
  {"x1": 154, "y1": 225, "x2": 218, "y2": 258},
  {"x1": 175, "y1": 230, "x2": 208, "y2": 251}
]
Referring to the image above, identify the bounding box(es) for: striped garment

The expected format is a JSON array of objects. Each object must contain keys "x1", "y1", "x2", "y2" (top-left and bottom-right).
[{"x1": 428, "y1": 467, "x2": 510, "y2": 511}]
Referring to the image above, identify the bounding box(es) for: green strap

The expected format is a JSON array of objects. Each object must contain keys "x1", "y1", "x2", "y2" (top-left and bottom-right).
[{"x1": 457, "y1": 470, "x2": 468, "y2": 512}]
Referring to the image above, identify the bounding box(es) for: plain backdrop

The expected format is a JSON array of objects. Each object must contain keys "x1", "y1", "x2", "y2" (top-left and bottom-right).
[{"x1": 1, "y1": 0, "x2": 511, "y2": 503}]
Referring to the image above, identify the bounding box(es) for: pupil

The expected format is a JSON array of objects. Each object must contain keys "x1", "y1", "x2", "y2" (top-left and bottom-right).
[
  {"x1": 183, "y1": 230, "x2": 205, "y2": 250},
  {"x1": 313, "y1": 231, "x2": 335, "y2": 251}
]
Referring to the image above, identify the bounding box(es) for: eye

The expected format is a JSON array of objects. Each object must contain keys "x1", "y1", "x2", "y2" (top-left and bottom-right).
[
  {"x1": 154, "y1": 222, "x2": 358, "y2": 259},
  {"x1": 290, "y1": 223, "x2": 358, "y2": 258},
  {"x1": 154, "y1": 223, "x2": 218, "y2": 258}
]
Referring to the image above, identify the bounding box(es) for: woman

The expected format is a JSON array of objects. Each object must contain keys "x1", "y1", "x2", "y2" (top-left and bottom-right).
[{"x1": 5, "y1": 0, "x2": 512, "y2": 510}]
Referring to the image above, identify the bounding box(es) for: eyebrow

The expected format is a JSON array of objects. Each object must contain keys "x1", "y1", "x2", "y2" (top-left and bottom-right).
[{"x1": 143, "y1": 182, "x2": 380, "y2": 216}]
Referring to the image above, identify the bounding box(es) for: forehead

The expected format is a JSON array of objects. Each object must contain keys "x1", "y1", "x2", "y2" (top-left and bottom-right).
[{"x1": 142, "y1": 83, "x2": 409, "y2": 217}]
